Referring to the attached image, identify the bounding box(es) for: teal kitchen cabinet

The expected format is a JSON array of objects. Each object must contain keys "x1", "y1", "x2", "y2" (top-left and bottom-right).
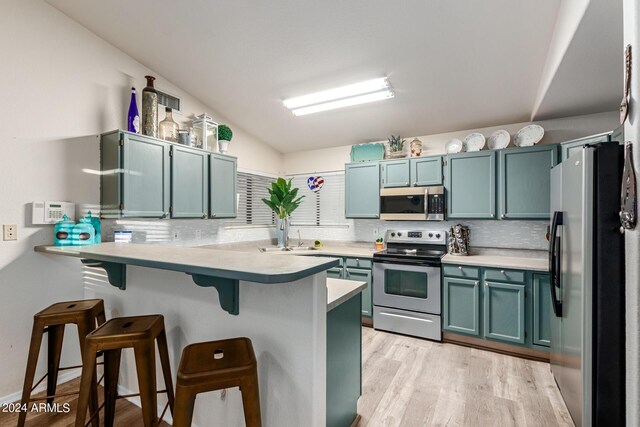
[
  {"x1": 446, "y1": 151, "x2": 496, "y2": 219},
  {"x1": 345, "y1": 267, "x2": 373, "y2": 317},
  {"x1": 410, "y1": 156, "x2": 443, "y2": 186},
  {"x1": 533, "y1": 273, "x2": 551, "y2": 346},
  {"x1": 100, "y1": 130, "x2": 171, "y2": 218},
  {"x1": 327, "y1": 267, "x2": 344, "y2": 279},
  {"x1": 560, "y1": 132, "x2": 611, "y2": 161},
  {"x1": 380, "y1": 159, "x2": 410, "y2": 188},
  {"x1": 483, "y1": 281, "x2": 526, "y2": 344},
  {"x1": 209, "y1": 153, "x2": 237, "y2": 218},
  {"x1": 170, "y1": 145, "x2": 208, "y2": 218},
  {"x1": 498, "y1": 145, "x2": 557, "y2": 219},
  {"x1": 443, "y1": 277, "x2": 481, "y2": 336},
  {"x1": 345, "y1": 162, "x2": 380, "y2": 218}
]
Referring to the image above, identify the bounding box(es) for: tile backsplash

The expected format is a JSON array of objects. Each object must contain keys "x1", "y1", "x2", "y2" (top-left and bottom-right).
[{"x1": 102, "y1": 218, "x2": 549, "y2": 250}]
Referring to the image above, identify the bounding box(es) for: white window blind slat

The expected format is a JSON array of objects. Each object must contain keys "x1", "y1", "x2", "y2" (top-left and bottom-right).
[{"x1": 230, "y1": 172, "x2": 275, "y2": 226}]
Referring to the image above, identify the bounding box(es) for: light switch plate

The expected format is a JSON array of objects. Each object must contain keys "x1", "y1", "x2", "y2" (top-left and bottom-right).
[{"x1": 3, "y1": 224, "x2": 17, "y2": 241}]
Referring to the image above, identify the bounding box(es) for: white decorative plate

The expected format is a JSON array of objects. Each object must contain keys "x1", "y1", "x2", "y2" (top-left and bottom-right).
[
  {"x1": 514, "y1": 124, "x2": 544, "y2": 147},
  {"x1": 487, "y1": 130, "x2": 511, "y2": 150},
  {"x1": 462, "y1": 133, "x2": 486, "y2": 152},
  {"x1": 445, "y1": 138, "x2": 464, "y2": 154}
]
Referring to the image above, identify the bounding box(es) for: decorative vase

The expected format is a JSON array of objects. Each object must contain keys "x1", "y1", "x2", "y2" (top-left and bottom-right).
[
  {"x1": 159, "y1": 107, "x2": 179, "y2": 142},
  {"x1": 276, "y1": 216, "x2": 290, "y2": 248},
  {"x1": 141, "y1": 75, "x2": 158, "y2": 138},
  {"x1": 218, "y1": 140, "x2": 229, "y2": 154},
  {"x1": 127, "y1": 87, "x2": 140, "y2": 134}
]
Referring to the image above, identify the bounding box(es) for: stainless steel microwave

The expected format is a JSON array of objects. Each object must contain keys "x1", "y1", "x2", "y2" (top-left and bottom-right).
[{"x1": 379, "y1": 186, "x2": 445, "y2": 221}]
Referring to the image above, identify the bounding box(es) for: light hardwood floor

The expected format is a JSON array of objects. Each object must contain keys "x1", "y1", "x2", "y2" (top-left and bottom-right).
[
  {"x1": 357, "y1": 327, "x2": 575, "y2": 427},
  {"x1": 2, "y1": 328, "x2": 574, "y2": 426}
]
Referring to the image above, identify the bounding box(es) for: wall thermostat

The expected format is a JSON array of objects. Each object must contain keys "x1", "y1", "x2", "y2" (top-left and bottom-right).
[{"x1": 32, "y1": 201, "x2": 76, "y2": 224}]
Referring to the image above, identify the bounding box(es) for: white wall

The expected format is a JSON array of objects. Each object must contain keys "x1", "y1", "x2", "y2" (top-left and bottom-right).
[
  {"x1": 0, "y1": 0, "x2": 282, "y2": 401},
  {"x1": 623, "y1": 0, "x2": 639, "y2": 423},
  {"x1": 283, "y1": 111, "x2": 619, "y2": 174}
]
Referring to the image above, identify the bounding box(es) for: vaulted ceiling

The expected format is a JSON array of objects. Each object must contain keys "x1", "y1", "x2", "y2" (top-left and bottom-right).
[{"x1": 47, "y1": 0, "x2": 622, "y2": 153}]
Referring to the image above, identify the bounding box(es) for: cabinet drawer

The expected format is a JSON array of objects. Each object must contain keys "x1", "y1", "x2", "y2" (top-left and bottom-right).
[
  {"x1": 484, "y1": 268, "x2": 526, "y2": 284},
  {"x1": 344, "y1": 257, "x2": 372, "y2": 269},
  {"x1": 327, "y1": 267, "x2": 344, "y2": 279},
  {"x1": 443, "y1": 265, "x2": 480, "y2": 279}
]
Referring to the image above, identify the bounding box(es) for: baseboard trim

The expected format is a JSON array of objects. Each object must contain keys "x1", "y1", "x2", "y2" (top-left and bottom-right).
[
  {"x1": 442, "y1": 332, "x2": 550, "y2": 362},
  {"x1": 0, "y1": 369, "x2": 82, "y2": 405}
]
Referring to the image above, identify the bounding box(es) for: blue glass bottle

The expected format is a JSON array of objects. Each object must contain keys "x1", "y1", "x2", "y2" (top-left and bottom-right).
[{"x1": 127, "y1": 87, "x2": 140, "y2": 133}]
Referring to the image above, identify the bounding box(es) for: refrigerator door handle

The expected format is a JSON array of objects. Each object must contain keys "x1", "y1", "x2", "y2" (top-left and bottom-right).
[{"x1": 549, "y1": 211, "x2": 563, "y2": 317}]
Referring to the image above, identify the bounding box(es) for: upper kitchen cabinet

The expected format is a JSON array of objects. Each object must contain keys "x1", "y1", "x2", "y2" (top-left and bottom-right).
[
  {"x1": 100, "y1": 130, "x2": 170, "y2": 218},
  {"x1": 446, "y1": 151, "x2": 496, "y2": 219},
  {"x1": 560, "y1": 132, "x2": 611, "y2": 161},
  {"x1": 209, "y1": 153, "x2": 237, "y2": 218},
  {"x1": 498, "y1": 145, "x2": 557, "y2": 219},
  {"x1": 410, "y1": 156, "x2": 443, "y2": 186},
  {"x1": 170, "y1": 145, "x2": 208, "y2": 218},
  {"x1": 345, "y1": 162, "x2": 380, "y2": 218},
  {"x1": 380, "y1": 159, "x2": 410, "y2": 188}
]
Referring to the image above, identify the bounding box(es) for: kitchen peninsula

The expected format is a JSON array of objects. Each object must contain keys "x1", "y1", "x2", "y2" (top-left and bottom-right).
[{"x1": 35, "y1": 243, "x2": 366, "y2": 426}]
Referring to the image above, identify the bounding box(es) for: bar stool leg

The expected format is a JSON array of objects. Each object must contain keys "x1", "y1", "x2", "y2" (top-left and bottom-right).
[
  {"x1": 156, "y1": 329, "x2": 175, "y2": 414},
  {"x1": 240, "y1": 372, "x2": 262, "y2": 427},
  {"x1": 77, "y1": 319, "x2": 99, "y2": 427},
  {"x1": 173, "y1": 385, "x2": 196, "y2": 427},
  {"x1": 103, "y1": 349, "x2": 122, "y2": 427},
  {"x1": 74, "y1": 342, "x2": 98, "y2": 427},
  {"x1": 18, "y1": 320, "x2": 44, "y2": 427},
  {"x1": 134, "y1": 341, "x2": 158, "y2": 427},
  {"x1": 46, "y1": 324, "x2": 65, "y2": 404}
]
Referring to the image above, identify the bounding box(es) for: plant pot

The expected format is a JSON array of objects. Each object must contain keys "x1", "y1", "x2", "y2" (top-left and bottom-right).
[
  {"x1": 276, "y1": 217, "x2": 290, "y2": 248},
  {"x1": 218, "y1": 140, "x2": 230, "y2": 154},
  {"x1": 375, "y1": 242, "x2": 384, "y2": 250}
]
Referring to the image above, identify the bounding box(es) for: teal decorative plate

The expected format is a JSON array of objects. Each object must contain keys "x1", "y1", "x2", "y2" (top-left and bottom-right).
[{"x1": 350, "y1": 143, "x2": 385, "y2": 162}]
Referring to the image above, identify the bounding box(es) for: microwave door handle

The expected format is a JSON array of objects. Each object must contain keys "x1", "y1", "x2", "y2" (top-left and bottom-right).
[
  {"x1": 424, "y1": 189, "x2": 429, "y2": 214},
  {"x1": 549, "y1": 211, "x2": 563, "y2": 317}
]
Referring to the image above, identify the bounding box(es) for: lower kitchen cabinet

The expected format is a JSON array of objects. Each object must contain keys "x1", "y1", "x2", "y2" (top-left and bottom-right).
[
  {"x1": 345, "y1": 162, "x2": 380, "y2": 218},
  {"x1": 345, "y1": 267, "x2": 373, "y2": 317},
  {"x1": 327, "y1": 267, "x2": 344, "y2": 279},
  {"x1": 483, "y1": 281, "x2": 526, "y2": 344},
  {"x1": 443, "y1": 277, "x2": 480, "y2": 336},
  {"x1": 533, "y1": 273, "x2": 551, "y2": 346}
]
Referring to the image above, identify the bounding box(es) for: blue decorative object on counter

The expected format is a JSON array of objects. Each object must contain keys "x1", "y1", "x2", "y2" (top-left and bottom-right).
[
  {"x1": 54, "y1": 215, "x2": 75, "y2": 246},
  {"x1": 70, "y1": 216, "x2": 96, "y2": 246},
  {"x1": 85, "y1": 211, "x2": 101, "y2": 243},
  {"x1": 350, "y1": 143, "x2": 385, "y2": 162},
  {"x1": 127, "y1": 87, "x2": 140, "y2": 134}
]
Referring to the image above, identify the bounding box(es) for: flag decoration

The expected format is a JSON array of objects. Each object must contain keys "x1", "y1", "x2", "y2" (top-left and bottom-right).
[{"x1": 307, "y1": 176, "x2": 325, "y2": 192}]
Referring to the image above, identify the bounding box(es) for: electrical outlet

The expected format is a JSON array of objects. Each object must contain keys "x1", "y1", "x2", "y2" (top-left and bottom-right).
[
  {"x1": 372, "y1": 228, "x2": 379, "y2": 237},
  {"x1": 3, "y1": 224, "x2": 17, "y2": 241},
  {"x1": 195, "y1": 230, "x2": 202, "y2": 240},
  {"x1": 173, "y1": 231, "x2": 180, "y2": 240}
]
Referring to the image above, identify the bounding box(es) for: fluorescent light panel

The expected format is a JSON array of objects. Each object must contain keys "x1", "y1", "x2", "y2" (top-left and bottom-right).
[{"x1": 283, "y1": 77, "x2": 394, "y2": 115}]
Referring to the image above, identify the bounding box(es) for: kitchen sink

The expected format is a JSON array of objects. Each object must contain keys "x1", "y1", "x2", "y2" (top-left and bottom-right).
[{"x1": 258, "y1": 246, "x2": 319, "y2": 252}]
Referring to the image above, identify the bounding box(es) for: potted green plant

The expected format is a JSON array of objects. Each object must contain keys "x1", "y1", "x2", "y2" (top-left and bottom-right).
[
  {"x1": 387, "y1": 135, "x2": 406, "y2": 158},
  {"x1": 375, "y1": 237, "x2": 384, "y2": 250},
  {"x1": 218, "y1": 124, "x2": 233, "y2": 154},
  {"x1": 262, "y1": 178, "x2": 305, "y2": 248}
]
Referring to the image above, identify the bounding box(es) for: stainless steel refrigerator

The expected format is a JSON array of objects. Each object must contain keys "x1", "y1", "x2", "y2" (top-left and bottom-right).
[{"x1": 549, "y1": 142, "x2": 625, "y2": 427}]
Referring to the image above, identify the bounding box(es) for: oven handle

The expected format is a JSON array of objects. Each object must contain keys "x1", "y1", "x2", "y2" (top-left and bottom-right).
[{"x1": 373, "y1": 258, "x2": 441, "y2": 268}]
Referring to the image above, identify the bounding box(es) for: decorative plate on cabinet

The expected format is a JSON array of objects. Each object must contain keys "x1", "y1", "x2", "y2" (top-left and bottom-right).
[
  {"x1": 462, "y1": 133, "x2": 486, "y2": 152},
  {"x1": 514, "y1": 124, "x2": 544, "y2": 147},
  {"x1": 445, "y1": 138, "x2": 464, "y2": 154},
  {"x1": 487, "y1": 130, "x2": 511, "y2": 150}
]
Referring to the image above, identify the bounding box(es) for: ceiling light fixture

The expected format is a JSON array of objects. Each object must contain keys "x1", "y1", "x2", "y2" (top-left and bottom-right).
[{"x1": 283, "y1": 77, "x2": 394, "y2": 116}]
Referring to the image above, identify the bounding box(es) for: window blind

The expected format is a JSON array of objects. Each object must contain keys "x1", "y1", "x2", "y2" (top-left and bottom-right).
[
  {"x1": 289, "y1": 172, "x2": 346, "y2": 226},
  {"x1": 230, "y1": 171, "x2": 275, "y2": 226}
]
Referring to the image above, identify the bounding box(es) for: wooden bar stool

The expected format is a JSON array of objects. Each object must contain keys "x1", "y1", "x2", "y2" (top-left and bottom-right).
[
  {"x1": 173, "y1": 337, "x2": 261, "y2": 427},
  {"x1": 74, "y1": 314, "x2": 175, "y2": 427},
  {"x1": 18, "y1": 299, "x2": 106, "y2": 427}
]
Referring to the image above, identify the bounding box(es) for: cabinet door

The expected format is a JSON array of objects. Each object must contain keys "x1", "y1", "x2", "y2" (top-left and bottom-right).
[
  {"x1": 483, "y1": 281, "x2": 525, "y2": 344},
  {"x1": 446, "y1": 152, "x2": 496, "y2": 219},
  {"x1": 327, "y1": 267, "x2": 344, "y2": 279},
  {"x1": 345, "y1": 267, "x2": 373, "y2": 317},
  {"x1": 410, "y1": 156, "x2": 442, "y2": 186},
  {"x1": 171, "y1": 146, "x2": 208, "y2": 218},
  {"x1": 380, "y1": 160, "x2": 410, "y2": 188},
  {"x1": 210, "y1": 154, "x2": 237, "y2": 218},
  {"x1": 533, "y1": 274, "x2": 551, "y2": 347},
  {"x1": 443, "y1": 277, "x2": 480, "y2": 336},
  {"x1": 561, "y1": 133, "x2": 611, "y2": 161},
  {"x1": 345, "y1": 162, "x2": 380, "y2": 218},
  {"x1": 498, "y1": 145, "x2": 557, "y2": 219},
  {"x1": 122, "y1": 133, "x2": 170, "y2": 218}
]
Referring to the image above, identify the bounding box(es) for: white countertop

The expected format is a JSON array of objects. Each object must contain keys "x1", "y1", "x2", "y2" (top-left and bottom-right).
[
  {"x1": 199, "y1": 240, "x2": 380, "y2": 259},
  {"x1": 442, "y1": 254, "x2": 549, "y2": 272},
  {"x1": 326, "y1": 278, "x2": 367, "y2": 312}
]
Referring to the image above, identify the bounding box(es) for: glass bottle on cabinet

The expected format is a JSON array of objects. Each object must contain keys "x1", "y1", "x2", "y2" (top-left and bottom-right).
[{"x1": 159, "y1": 107, "x2": 179, "y2": 143}]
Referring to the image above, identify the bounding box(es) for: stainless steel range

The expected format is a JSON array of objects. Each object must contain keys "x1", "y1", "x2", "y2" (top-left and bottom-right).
[{"x1": 373, "y1": 229, "x2": 447, "y2": 341}]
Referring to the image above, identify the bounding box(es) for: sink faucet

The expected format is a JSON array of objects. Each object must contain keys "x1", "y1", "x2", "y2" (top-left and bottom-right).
[{"x1": 297, "y1": 230, "x2": 303, "y2": 247}]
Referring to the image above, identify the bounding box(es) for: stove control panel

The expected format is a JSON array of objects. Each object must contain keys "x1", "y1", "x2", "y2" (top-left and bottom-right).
[{"x1": 385, "y1": 229, "x2": 447, "y2": 245}]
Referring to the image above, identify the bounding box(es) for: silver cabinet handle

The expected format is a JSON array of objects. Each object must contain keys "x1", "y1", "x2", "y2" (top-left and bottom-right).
[
  {"x1": 405, "y1": 182, "x2": 409, "y2": 186},
  {"x1": 485, "y1": 282, "x2": 489, "y2": 288},
  {"x1": 491, "y1": 213, "x2": 495, "y2": 218},
  {"x1": 211, "y1": 213, "x2": 216, "y2": 217},
  {"x1": 500, "y1": 270, "x2": 506, "y2": 275},
  {"x1": 458, "y1": 266, "x2": 463, "y2": 270},
  {"x1": 413, "y1": 182, "x2": 417, "y2": 186},
  {"x1": 474, "y1": 281, "x2": 479, "y2": 287},
  {"x1": 501, "y1": 214, "x2": 507, "y2": 219},
  {"x1": 201, "y1": 214, "x2": 207, "y2": 219},
  {"x1": 162, "y1": 212, "x2": 168, "y2": 218}
]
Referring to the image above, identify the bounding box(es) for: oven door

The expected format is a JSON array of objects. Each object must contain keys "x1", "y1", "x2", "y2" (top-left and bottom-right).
[{"x1": 373, "y1": 258, "x2": 441, "y2": 314}]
